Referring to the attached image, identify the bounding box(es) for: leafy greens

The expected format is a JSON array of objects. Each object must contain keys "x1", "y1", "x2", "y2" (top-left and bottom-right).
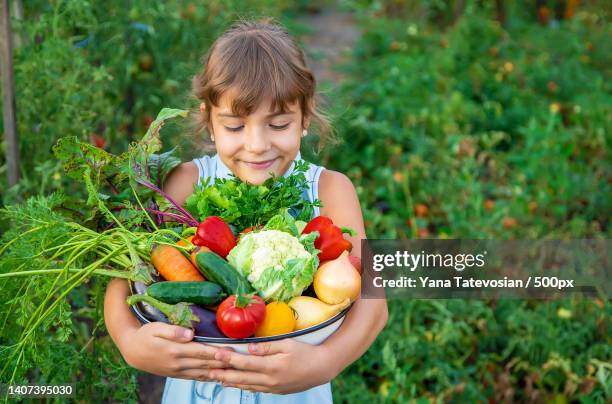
[{"x1": 184, "y1": 159, "x2": 321, "y2": 232}]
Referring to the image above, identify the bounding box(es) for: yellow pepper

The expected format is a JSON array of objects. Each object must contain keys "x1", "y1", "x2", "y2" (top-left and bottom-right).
[{"x1": 255, "y1": 302, "x2": 296, "y2": 337}]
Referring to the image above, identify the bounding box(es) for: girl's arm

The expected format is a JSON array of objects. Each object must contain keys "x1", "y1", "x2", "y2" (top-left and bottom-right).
[
  {"x1": 103, "y1": 163, "x2": 227, "y2": 379},
  {"x1": 104, "y1": 278, "x2": 220, "y2": 379},
  {"x1": 209, "y1": 170, "x2": 388, "y2": 393},
  {"x1": 306, "y1": 170, "x2": 388, "y2": 376}
]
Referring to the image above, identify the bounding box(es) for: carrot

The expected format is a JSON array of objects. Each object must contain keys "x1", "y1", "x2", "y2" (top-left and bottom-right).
[
  {"x1": 175, "y1": 236, "x2": 202, "y2": 268},
  {"x1": 173, "y1": 236, "x2": 210, "y2": 268},
  {"x1": 151, "y1": 244, "x2": 205, "y2": 282},
  {"x1": 177, "y1": 236, "x2": 194, "y2": 247},
  {"x1": 191, "y1": 245, "x2": 212, "y2": 267}
]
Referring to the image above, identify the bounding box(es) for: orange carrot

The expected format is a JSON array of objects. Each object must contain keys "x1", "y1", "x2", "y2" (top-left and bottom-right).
[
  {"x1": 177, "y1": 236, "x2": 194, "y2": 247},
  {"x1": 173, "y1": 236, "x2": 210, "y2": 268},
  {"x1": 191, "y1": 245, "x2": 212, "y2": 267},
  {"x1": 151, "y1": 244, "x2": 205, "y2": 282}
]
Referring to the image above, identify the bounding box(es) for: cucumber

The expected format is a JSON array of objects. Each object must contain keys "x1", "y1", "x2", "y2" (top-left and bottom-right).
[
  {"x1": 146, "y1": 281, "x2": 225, "y2": 306},
  {"x1": 195, "y1": 251, "x2": 254, "y2": 295}
]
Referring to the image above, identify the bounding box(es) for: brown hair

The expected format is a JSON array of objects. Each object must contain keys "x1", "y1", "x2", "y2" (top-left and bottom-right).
[{"x1": 190, "y1": 18, "x2": 334, "y2": 151}]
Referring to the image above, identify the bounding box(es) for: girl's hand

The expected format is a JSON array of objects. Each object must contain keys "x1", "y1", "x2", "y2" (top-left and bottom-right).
[
  {"x1": 104, "y1": 279, "x2": 230, "y2": 381},
  {"x1": 120, "y1": 321, "x2": 230, "y2": 381},
  {"x1": 209, "y1": 339, "x2": 336, "y2": 394}
]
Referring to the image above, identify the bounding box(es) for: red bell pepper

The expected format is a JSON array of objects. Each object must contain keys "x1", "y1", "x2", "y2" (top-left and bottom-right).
[
  {"x1": 192, "y1": 216, "x2": 236, "y2": 258},
  {"x1": 301, "y1": 216, "x2": 356, "y2": 261}
]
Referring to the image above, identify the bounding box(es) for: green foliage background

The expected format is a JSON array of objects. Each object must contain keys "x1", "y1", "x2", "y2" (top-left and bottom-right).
[{"x1": 0, "y1": 0, "x2": 610, "y2": 402}]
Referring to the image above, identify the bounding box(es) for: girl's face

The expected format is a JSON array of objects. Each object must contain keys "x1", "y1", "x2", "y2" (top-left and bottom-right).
[{"x1": 205, "y1": 91, "x2": 307, "y2": 185}]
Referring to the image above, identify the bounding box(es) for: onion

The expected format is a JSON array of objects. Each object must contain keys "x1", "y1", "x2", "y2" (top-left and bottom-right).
[{"x1": 314, "y1": 250, "x2": 361, "y2": 304}]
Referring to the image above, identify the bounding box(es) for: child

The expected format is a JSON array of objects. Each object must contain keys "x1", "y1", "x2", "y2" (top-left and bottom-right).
[{"x1": 104, "y1": 18, "x2": 388, "y2": 403}]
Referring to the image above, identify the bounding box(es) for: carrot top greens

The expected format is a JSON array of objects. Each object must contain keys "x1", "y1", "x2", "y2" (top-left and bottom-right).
[{"x1": 0, "y1": 108, "x2": 195, "y2": 391}]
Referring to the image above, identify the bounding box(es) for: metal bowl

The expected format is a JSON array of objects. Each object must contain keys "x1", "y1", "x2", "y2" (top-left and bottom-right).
[{"x1": 129, "y1": 281, "x2": 351, "y2": 355}]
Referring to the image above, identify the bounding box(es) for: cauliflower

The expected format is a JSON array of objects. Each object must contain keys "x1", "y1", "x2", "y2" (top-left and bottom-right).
[
  {"x1": 240, "y1": 230, "x2": 310, "y2": 281},
  {"x1": 227, "y1": 229, "x2": 319, "y2": 302}
]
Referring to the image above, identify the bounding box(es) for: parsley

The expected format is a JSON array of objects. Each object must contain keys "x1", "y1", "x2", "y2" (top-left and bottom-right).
[{"x1": 184, "y1": 159, "x2": 322, "y2": 232}]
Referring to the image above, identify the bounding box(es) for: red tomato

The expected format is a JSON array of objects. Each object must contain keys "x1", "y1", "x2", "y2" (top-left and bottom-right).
[
  {"x1": 216, "y1": 294, "x2": 266, "y2": 338},
  {"x1": 89, "y1": 133, "x2": 106, "y2": 149},
  {"x1": 237, "y1": 225, "x2": 264, "y2": 243},
  {"x1": 241, "y1": 225, "x2": 263, "y2": 234}
]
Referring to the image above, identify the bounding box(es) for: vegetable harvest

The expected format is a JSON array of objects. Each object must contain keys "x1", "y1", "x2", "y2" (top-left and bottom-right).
[{"x1": 0, "y1": 105, "x2": 361, "y2": 387}]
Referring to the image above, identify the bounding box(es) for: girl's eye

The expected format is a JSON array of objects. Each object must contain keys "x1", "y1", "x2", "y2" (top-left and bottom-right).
[
  {"x1": 224, "y1": 125, "x2": 244, "y2": 132},
  {"x1": 270, "y1": 123, "x2": 290, "y2": 131}
]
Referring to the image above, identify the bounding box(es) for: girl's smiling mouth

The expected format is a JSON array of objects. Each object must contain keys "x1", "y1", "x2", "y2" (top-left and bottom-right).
[{"x1": 242, "y1": 157, "x2": 278, "y2": 170}]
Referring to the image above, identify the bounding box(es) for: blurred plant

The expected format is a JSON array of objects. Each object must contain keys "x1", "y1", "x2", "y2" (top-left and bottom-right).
[
  {"x1": 332, "y1": 298, "x2": 610, "y2": 402},
  {"x1": 1, "y1": 0, "x2": 293, "y2": 206},
  {"x1": 309, "y1": 4, "x2": 611, "y2": 402},
  {"x1": 0, "y1": 1, "x2": 294, "y2": 401},
  {"x1": 318, "y1": 7, "x2": 610, "y2": 240}
]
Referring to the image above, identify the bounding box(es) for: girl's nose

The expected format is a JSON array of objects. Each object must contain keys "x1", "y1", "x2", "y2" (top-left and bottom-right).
[{"x1": 244, "y1": 126, "x2": 271, "y2": 153}]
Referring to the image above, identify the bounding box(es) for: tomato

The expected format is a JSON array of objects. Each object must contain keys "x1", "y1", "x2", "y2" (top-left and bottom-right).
[
  {"x1": 241, "y1": 225, "x2": 262, "y2": 234},
  {"x1": 216, "y1": 294, "x2": 266, "y2": 338},
  {"x1": 237, "y1": 225, "x2": 264, "y2": 242},
  {"x1": 89, "y1": 132, "x2": 106, "y2": 149},
  {"x1": 414, "y1": 203, "x2": 429, "y2": 217},
  {"x1": 255, "y1": 302, "x2": 296, "y2": 337}
]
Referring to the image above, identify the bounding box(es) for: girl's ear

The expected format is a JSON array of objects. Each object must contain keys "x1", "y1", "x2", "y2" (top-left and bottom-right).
[
  {"x1": 303, "y1": 98, "x2": 315, "y2": 129},
  {"x1": 200, "y1": 102, "x2": 215, "y2": 138}
]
